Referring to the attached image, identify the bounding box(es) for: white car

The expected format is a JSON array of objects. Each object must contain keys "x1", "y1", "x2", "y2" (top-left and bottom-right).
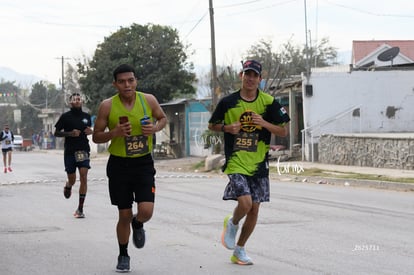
[{"x1": 13, "y1": 135, "x2": 23, "y2": 151}]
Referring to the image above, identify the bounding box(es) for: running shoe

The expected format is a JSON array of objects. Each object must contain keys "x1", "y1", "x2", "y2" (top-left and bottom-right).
[
  {"x1": 231, "y1": 246, "x2": 253, "y2": 265},
  {"x1": 63, "y1": 185, "x2": 72, "y2": 199},
  {"x1": 221, "y1": 215, "x2": 238, "y2": 250},
  {"x1": 131, "y1": 215, "x2": 145, "y2": 249},
  {"x1": 4, "y1": 168, "x2": 7, "y2": 173},
  {"x1": 116, "y1": 255, "x2": 130, "y2": 273},
  {"x1": 7, "y1": 167, "x2": 12, "y2": 172},
  {"x1": 73, "y1": 209, "x2": 85, "y2": 218}
]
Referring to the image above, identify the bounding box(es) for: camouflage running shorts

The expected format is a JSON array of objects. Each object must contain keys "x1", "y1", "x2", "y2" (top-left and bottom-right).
[{"x1": 223, "y1": 174, "x2": 270, "y2": 202}]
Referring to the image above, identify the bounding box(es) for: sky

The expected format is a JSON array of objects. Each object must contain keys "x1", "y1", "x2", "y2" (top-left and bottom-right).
[{"x1": 1, "y1": 0, "x2": 414, "y2": 86}]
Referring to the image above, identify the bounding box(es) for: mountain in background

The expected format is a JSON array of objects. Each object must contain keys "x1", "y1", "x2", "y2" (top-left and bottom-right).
[{"x1": 0, "y1": 66, "x2": 43, "y2": 88}]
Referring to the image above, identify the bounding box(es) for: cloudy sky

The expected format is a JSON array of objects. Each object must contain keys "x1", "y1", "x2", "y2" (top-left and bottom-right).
[{"x1": 1, "y1": 0, "x2": 413, "y2": 84}]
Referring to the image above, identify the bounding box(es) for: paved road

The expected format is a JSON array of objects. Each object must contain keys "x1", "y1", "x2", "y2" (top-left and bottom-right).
[{"x1": 1, "y1": 151, "x2": 413, "y2": 274}]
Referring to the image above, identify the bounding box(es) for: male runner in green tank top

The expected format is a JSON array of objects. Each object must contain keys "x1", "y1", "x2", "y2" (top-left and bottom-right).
[
  {"x1": 208, "y1": 60, "x2": 290, "y2": 265},
  {"x1": 93, "y1": 64, "x2": 167, "y2": 272}
]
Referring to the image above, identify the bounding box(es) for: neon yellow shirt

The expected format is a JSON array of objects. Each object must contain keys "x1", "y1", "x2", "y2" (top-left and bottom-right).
[{"x1": 108, "y1": 92, "x2": 153, "y2": 158}]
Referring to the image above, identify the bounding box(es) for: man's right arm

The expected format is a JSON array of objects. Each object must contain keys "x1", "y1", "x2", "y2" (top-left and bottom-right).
[
  {"x1": 54, "y1": 129, "x2": 75, "y2": 137},
  {"x1": 54, "y1": 123, "x2": 81, "y2": 137},
  {"x1": 92, "y1": 99, "x2": 117, "y2": 144}
]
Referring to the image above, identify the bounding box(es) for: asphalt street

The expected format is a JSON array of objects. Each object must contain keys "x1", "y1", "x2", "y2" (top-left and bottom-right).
[{"x1": 1, "y1": 150, "x2": 413, "y2": 275}]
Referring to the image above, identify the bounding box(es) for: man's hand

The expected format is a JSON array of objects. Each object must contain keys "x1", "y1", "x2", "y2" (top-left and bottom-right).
[
  {"x1": 71, "y1": 129, "x2": 81, "y2": 137},
  {"x1": 84, "y1": 127, "x2": 93, "y2": 135},
  {"x1": 226, "y1": 122, "x2": 241, "y2": 135},
  {"x1": 141, "y1": 122, "x2": 155, "y2": 137}
]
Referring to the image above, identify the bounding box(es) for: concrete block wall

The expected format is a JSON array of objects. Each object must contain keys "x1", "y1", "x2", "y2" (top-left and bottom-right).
[{"x1": 319, "y1": 133, "x2": 414, "y2": 170}]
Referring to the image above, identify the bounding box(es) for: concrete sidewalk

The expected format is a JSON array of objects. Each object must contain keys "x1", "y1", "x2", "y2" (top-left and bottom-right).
[
  {"x1": 272, "y1": 160, "x2": 414, "y2": 179},
  {"x1": 155, "y1": 155, "x2": 414, "y2": 191},
  {"x1": 268, "y1": 160, "x2": 414, "y2": 192}
]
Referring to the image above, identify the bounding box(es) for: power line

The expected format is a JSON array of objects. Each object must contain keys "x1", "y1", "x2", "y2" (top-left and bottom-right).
[
  {"x1": 184, "y1": 12, "x2": 208, "y2": 39},
  {"x1": 183, "y1": 0, "x2": 297, "y2": 39},
  {"x1": 324, "y1": 0, "x2": 414, "y2": 18},
  {"x1": 216, "y1": 0, "x2": 264, "y2": 9},
  {"x1": 215, "y1": 0, "x2": 298, "y2": 17},
  {"x1": 177, "y1": 0, "x2": 204, "y2": 29}
]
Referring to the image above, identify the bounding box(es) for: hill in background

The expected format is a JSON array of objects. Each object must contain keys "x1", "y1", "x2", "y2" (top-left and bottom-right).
[{"x1": 0, "y1": 66, "x2": 43, "y2": 88}]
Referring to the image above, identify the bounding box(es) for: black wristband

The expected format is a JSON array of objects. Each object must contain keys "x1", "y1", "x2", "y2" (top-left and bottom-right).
[{"x1": 221, "y1": 124, "x2": 225, "y2": 132}]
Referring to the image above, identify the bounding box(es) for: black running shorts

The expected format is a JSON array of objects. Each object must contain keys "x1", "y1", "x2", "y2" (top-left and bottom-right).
[{"x1": 106, "y1": 154, "x2": 156, "y2": 210}]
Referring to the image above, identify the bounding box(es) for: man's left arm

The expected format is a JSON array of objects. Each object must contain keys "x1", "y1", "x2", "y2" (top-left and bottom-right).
[
  {"x1": 83, "y1": 114, "x2": 94, "y2": 136},
  {"x1": 252, "y1": 113, "x2": 289, "y2": 137},
  {"x1": 54, "y1": 128, "x2": 81, "y2": 138},
  {"x1": 252, "y1": 102, "x2": 290, "y2": 137},
  {"x1": 145, "y1": 94, "x2": 167, "y2": 134}
]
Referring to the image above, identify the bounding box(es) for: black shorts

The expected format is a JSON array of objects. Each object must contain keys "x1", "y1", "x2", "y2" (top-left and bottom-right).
[
  {"x1": 2, "y1": 147, "x2": 12, "y2": 154},
  {"x1": 64, "y1": 152, "x2": 91, "y2": 174},
  {"x1": 107, "y1": 154, "x2": 156, "y2": 210}
]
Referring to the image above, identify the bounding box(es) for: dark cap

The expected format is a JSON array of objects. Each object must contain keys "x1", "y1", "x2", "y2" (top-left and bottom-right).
[{"x1": 242, "y1": 60, "x2": 262, "y2": 75}]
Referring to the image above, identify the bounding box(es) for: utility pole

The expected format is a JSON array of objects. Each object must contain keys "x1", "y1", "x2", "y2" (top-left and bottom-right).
[
  {"x1": 61, "y1": 56, "x2": 65, "y2": 113},
  {"x1": 304, "y1": 0, "x2": 310, "y2": 79},
  {"x1": 55, "y1": 56, "x2": 71, "y2": 113},
  {"x1": 209, "y1": 0, "x2": 218, "y2": 110}
]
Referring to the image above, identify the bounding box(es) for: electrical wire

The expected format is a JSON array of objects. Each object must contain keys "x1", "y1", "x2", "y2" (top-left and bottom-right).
[
  {"x1": 324, "y1": 0, "x2": 414, "y2": 18},
  {"x1": 184, "y1": 12, "x2": 208, "y2": 39}
]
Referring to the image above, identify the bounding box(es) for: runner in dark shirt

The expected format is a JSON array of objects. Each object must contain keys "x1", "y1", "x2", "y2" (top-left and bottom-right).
[{"x1": 54, "y1": 93, "x2": 93, "y2": 218}]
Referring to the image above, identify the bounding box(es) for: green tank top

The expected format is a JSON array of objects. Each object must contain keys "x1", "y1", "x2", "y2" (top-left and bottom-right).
[{"x1": 108, "y1": 92, "x2": 153, "y2": 158}]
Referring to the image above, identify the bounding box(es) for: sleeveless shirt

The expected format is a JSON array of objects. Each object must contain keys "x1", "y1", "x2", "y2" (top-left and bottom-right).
[{"x1": 108, "y1": 92, "x2": 153, "y2": 158}]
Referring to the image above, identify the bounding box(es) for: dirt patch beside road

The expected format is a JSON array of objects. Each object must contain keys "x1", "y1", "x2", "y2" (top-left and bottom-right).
[{"x1": 154, "y1": 157, "x2": 206, "y2": 173}]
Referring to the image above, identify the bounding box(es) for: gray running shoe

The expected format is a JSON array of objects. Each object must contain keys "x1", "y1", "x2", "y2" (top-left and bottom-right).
[{"x1": 116, "y1": 255, "x2": 130, "y2": 273}]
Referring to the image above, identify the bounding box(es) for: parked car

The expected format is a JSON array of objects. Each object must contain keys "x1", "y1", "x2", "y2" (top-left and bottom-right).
[{"x1": 13, "y1": 135, "x2": 23, "y2": 151}]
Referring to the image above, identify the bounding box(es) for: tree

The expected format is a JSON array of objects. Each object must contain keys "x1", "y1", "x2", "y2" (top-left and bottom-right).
[
  {"x1": 308, "y1": 37, "x2": 339, "y2": 68},
  {"x1": 19, "y1": 81, "x2": 61, "y2": 137},
  {"x1": 206, "y1": 40, "x2": 282, "y2": 99},
  {"x1": 20, "y1": 104, "x2": 42, "y2": 137},
  {"x1": 247, "y1": 37, "x2": 338, "y2": 96},
  {"x1": 78, "y1": 23, "x2": 196, "y2": 114},
  {"x1": 197, "y1": 65, "x2": 241, "y2": 101},
  {"x1": 246, "y1": 39, "x2": 283, "y2": 95},
  {"x1": 65, "y1": 63, "x2": 81, "y2": 100},
  {"x1": 202, "y1": 37, "x2": 338, "y2": 103},
  {"x1": 216, "y1": 65, "x2": 241, "y2": 97},
  {"x1": 0, "y1": 80, "x2": 19, "y2": 105},
  {"x1": 29, "y1": 81, "x2": 61, "y2": 109},
  {"x1": 0, "y1": 81, "x2": 51, "y2": 137},
  {"x1": 0, "y1": 81, "x2": 21, "y2": 133}
]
